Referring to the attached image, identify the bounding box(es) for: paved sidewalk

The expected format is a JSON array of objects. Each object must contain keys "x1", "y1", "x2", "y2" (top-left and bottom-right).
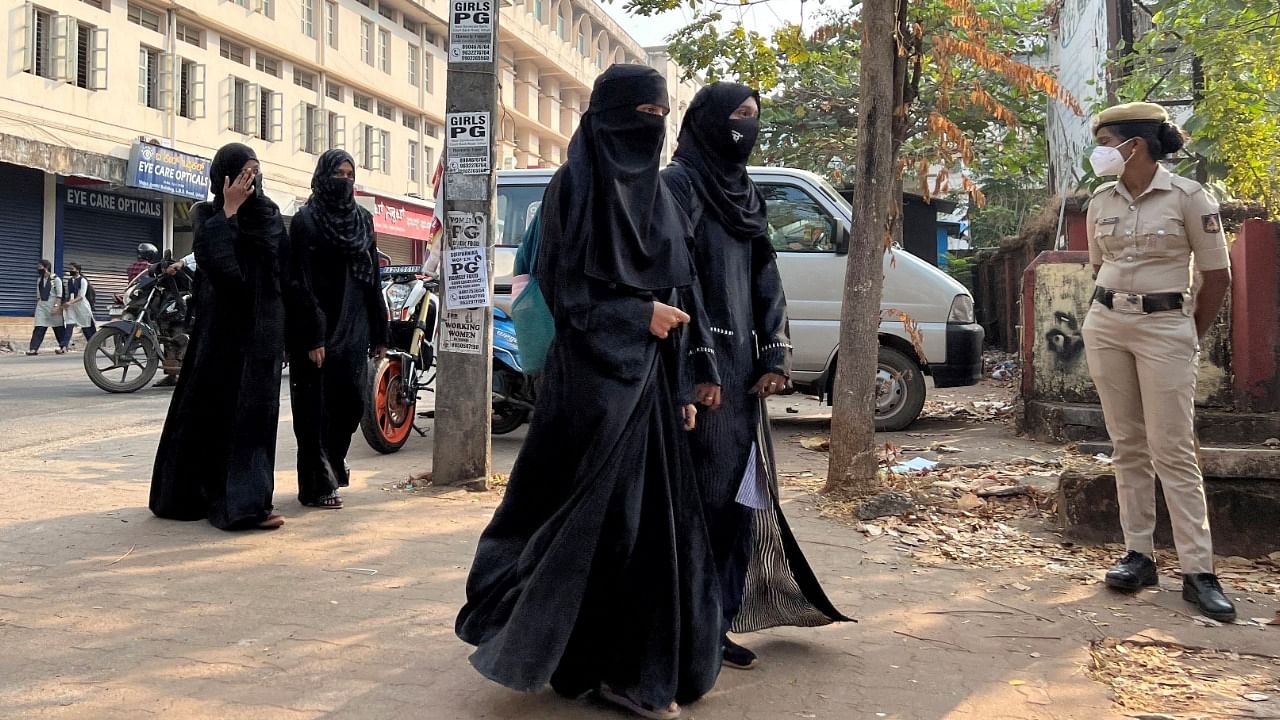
[{"x1": 1, "y1": 358, "x2": 1275, "y2": 719}]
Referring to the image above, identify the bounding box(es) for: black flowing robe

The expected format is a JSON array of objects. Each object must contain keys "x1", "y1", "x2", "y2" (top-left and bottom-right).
[
  {"x1": 665, "y1": 164, "x2": 849, "y2": 633},
  {"x1": 285, "y1": 206, "x2": 388, "y2": 502},
  {"x1": 149, "y1": 203, "x2": 287, "y2": 530},
  {"x1": 455, "y1": 170, "x2": 724, "y2": 709}
]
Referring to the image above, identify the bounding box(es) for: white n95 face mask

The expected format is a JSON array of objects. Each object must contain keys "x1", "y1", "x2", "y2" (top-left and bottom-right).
[{"x1": 1088, "y1": 138, "x2": 1134, "y2": 177}]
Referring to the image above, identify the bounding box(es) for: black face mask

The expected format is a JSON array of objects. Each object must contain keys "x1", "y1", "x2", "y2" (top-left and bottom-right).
[
  {"x1": 597, "y1": 108, "x2": 667, "y2": 157},
  {"x1": 315, "y1": 176, "x2": 355, "y2": 205},
  {"x1": 722, "y1": 118, "x2": 760, "y2": 163}
]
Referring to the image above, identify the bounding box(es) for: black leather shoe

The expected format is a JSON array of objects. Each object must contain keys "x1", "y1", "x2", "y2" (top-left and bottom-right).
[
  {"x1": 1105, "y1": 550, "x2": 1158, "y2": 591},
  {"x1": 1182, "y1": 573, "x2": 1236, "y2": 622},
  {"x1": 723, "y1": 637, "x2": 758, "y2": 670}
]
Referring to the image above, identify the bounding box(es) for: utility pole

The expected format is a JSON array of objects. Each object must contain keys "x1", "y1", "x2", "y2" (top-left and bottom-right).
[{"x1": 432, "y1": 0, "x2": 500, "y2": 487}]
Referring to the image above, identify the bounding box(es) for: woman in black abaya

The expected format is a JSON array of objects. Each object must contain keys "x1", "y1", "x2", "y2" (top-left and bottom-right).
[
  {"x1": 149, "y1": 143, "x2": 288, "y2": 531},
  {"x1": 287, "y1": 150, "x2": 388, "y2": 509},
  {"x1": 664, "y1": 82, "x2": 849, "y2": 670},
  {"x1": 455, "y1": 64, "x2": 723, "y2": 720}
]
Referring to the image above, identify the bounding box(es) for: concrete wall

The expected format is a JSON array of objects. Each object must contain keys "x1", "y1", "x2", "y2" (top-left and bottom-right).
[{"x1": 1024, "y1": 252, "x2": 1234, "y2": 409}]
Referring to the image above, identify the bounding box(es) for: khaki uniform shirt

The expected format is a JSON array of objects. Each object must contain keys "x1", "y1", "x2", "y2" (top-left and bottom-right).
[{"x1": 1087, "y1": 165, "x2": 1230, "y2": 295}]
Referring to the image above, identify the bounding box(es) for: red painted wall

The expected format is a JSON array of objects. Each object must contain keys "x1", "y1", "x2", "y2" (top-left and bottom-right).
[{"x1": 1230, "y1": 220, "x2": 1280, "y2": 412}]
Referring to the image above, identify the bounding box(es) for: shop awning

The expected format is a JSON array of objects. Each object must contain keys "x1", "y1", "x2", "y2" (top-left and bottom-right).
[{"x1": 0, "y1": 132, "x2": 125, "y2": 184}]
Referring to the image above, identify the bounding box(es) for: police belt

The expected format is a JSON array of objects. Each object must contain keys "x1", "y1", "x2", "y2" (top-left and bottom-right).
[{"x1": 1092, "y1": 287, "x2": 1184, "y2": 314}]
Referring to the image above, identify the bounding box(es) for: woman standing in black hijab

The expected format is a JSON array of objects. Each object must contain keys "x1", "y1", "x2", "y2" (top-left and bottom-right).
[
  {"x1": 149, "y1": 143, "x2": 288, "y2": 531},
  {"x1": 456, "y1": 64, "x2": 723, "y2": 720},
  {"x1": 664, "y1": 82, "x2": 849, "y2": 670},
  {"x1": 287, "y1": 150, "x2": 388, "y2": 509}
]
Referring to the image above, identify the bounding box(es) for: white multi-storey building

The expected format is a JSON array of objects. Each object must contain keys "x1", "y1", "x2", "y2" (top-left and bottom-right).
[{"x1": 0, "y1": 0, "x2": 696, "y2": 335}]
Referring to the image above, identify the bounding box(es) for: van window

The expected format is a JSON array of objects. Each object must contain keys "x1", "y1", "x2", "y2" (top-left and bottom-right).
[
  {"x1": 760, "y1": 184, "x2": 836, "y2": 252},
  {"x1": 496, "y1": 184, "x2": 546, "y2": 246}
]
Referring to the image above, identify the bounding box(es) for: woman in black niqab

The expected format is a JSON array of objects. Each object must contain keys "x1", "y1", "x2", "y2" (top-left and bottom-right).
[
  {"x1": 456, "y1": 64, "x2": 724, "y2": 720},
  {"x1": 286, "y1": 149, "x2": 388, "y2": 508},
  {"x1": 664, "y1": 82, "x2": 850, "y2": 670},
  {"x1": 149, "y1": 142, "x2": 289, "y2": 531}
]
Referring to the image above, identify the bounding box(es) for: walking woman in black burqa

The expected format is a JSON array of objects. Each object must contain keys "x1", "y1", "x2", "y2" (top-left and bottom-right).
[
  {"x1": 287, "y1": 150, "x2": 388, "y2": 509},
  {"x1": 455, "y1": 64, "x2": 723, "y2": 720},
  {"x1": 149, "y1": 143, "x2": 288, "y2": 531},
  {"x1": 664, "y1": 82, "x2": 849, "y2": 669}
]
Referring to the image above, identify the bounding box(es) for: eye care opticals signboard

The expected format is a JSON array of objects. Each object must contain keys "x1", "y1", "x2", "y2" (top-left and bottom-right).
[{"x1": 126, "y1": 141, "x2": 213, "y2": 201}]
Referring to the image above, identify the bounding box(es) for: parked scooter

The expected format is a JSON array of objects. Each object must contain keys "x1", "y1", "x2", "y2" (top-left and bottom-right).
[{"x1": 360, "y1": 254, "x2": 534, "y2": 454}]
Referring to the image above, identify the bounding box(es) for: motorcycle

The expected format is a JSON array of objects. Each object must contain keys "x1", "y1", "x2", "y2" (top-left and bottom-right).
[
  {"x1": 84, "y1": 261, "x2": 192, "y2": 393},
  {"x1": 359, "y1": 254, "x2": 535, "y2": 454}
]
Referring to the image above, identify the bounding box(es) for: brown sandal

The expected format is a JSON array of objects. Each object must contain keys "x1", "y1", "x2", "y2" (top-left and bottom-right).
[{"x1": 257, "y1": 513, "x2": 285, "y2": 529}]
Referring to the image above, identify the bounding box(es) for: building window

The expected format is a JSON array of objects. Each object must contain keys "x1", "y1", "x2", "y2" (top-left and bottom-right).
[
  {"x1": 179, "y1": 59, "x2": 206, "y2": 118},
  {"x1": 408, "y1": 140, "x2": 419, "y2": 183},
  {"x1": 533, "y1": 0, "x2": 543, "y2": 21},
  {"x1": 424, "y1": 146, "x2": 435, "y2": 179},
  {"x1": 329, "y1": 111, "x2": 346, "y2": 149},
  {"x1": 377, "y1": 100, "x2": 394, "y2": 120},
  {"x1": 79, "y1": 0, "x2": 104, "y2": 8},
  {"x1": 356, "y1": 0, "x2": 371, "y2": 7},
  {"x1": 361, "y1": 124, "x2": 380, "y2": 170},
  {"x1": 423, "y1": 53, "x2": 433, "y2": 93},
  {"x1": 577, "y1": 31, "x2": 585, "y2": 55},
  {"x1": 177, "y1": 21, "x2": 203, "y2": 47},
  {"x1": 304, "y1": 103, "x2": 323, "y2": 153},
  {"x1": 425, "y1": 123, "x2": 439, "y2": 138},
  {"x1": 258, "y1": 87, "x2": 282, "y2": 141},
  {"x1": 407, "y1": 44, "x2": 418, "y2": 87},
  {"x1": 360, "y1": 20, "x2": 373, "y2": 65},
  {"x1": 403, "y1": 17, "x2": 419, "y2": 34},
  {"x1": 259, "y1": 0, "x2": 274, "y2": 18},
  {"x1": 354, "y1": 92, "x2": 371, "y2": 112},
  {"x1": 26, "y1": 6, "x2": 54, "y2": 79},
  {"x1": 220, "y1": 38, "x2": 247, "y2": 65},
  {"x1": 301, "y1": 0, "x2": 315, "y2": 37},
  {"x1": 326, "y1": 81, "x2": 344, "y2": 102},
  {"x1": 294, "y1": 67, "x2": 316, "y2": 90},
  {"x1": 230, "y1": 77, "x2": 257, "y2": 134},
  {"x1": 556, "y1": 14, "x2": 565, "y2": 40},
  {"x1": 73, "y1": 21, "x2": 107, "y2": 90},
  {"x1": 128, "y1": 3, "x2": 162, "y2": 32},
  {"x1": 325, "y1": 1, "x2": 338, "y2": 48},
  {"x1": 380, "y1": 130, "x2": 390, "y2": 173},
  {"x1": 402, "y1": 113, "x2": 418, "y2": 131},
  {"x1": 379, "y1": 28, "x2": 390, "y2": 73},
  {"x1": 378, "y1": 2, "x2": 395, "y2": 21},
  {"x1": 595, "y1": 46, "x2": 603, "y2": 68},
  {"x1": 138, "y1": 45, "x2": 161, "y2": 108},
  {"x1": 255, "y1": 52, "x2": 280, "y2": 77}
]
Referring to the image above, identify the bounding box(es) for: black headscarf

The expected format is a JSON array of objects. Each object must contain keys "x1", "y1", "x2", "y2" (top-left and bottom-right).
[
  {"x1": 307, "y1": 149, "x2": 375, "y2": 284},
  {"x1": 209, "y1": 143, "x2": 281, "y2": 245},
  {"x1": 546, "y1": 64, "x2": 692, "y2": 291},
  {"x1": 672, "y1": 82, "x2": 769, "y2": 244}
]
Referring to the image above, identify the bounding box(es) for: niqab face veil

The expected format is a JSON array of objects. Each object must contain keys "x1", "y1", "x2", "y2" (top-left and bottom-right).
[
  {"x1": 209, "y1": 142, "x2": 280, "y2": 244},
  {"x1": 673, "y1": 82, "x2": 770, "y2": 245},
  {"x1": 308, "y1": 149, "x2": 375, "y2": 284},
  {"x1": 554, "y1": 64, "x2": 693, "y2": 291}
]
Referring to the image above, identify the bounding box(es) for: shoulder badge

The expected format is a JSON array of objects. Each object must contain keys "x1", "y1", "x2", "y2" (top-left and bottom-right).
[{"x1": 1202, "y1": 213, "x2": 1222, "y2": 234}]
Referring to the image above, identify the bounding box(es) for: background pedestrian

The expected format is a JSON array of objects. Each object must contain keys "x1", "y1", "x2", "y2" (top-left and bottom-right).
[
  {"x1": 61, "y1": 262, "x2": 97, "y2": 342},
  {"x1": 286, "y1": 149, "x2": 388, "y2": 509},
  {"x1": 28, "y1": 259, "x2": 68, "y2": 355}
]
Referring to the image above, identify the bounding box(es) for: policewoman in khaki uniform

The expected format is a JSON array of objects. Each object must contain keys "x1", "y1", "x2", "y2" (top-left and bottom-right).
[{"x1": 1082, "y1": 102, "x2": 1235, "y2": 621}]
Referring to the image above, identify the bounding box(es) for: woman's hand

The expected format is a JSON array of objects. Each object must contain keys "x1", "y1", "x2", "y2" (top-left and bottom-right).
[
  {"x1": 650, "y1": 302, "x2": 691, "y2": 339},
  {"x1": 750, "y1": 372, "x2": 789, "y2": 398},
  {"x1": 309, "y1": 346, "x2": 326, "y2": 368},
  {"x1": 223, "y1": 168, "x2": 255, "y2": 218},
  {"x1": 695, "y1": 383, "x2": 722, "y2": 410},
  {"x1": 682, "y1": 404, "x2": 698, "y2": 431}
]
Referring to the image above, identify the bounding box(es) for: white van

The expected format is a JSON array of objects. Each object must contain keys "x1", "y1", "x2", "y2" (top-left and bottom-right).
[{"x1": 492, "y1": 167, "x2": 983, "y2": 430}]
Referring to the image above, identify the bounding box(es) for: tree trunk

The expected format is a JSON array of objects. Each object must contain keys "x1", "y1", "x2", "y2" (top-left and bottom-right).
[{"x1": 824, "y1": 0, "x2": 899, "y2": 494}]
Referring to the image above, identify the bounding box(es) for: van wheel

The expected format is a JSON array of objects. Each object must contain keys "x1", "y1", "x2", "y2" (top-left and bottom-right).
[{"x1": 874, "y1": 346, "x2": 926, "y2": 432}]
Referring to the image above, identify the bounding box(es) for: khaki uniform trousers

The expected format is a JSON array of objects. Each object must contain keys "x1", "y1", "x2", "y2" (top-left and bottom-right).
[{"x1": 1082, "y1": 302, "x2": 1214, "y2": 574}]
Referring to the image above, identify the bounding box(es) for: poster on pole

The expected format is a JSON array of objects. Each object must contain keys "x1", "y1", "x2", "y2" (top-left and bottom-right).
[
  {"x1": 448, "y1": 0, "x2": 495, "y2": 64},
  {"x1": 446, "y1": 210, "x2": 487, "y2": 248},
  {"x1": 444, "y1": 247, "x2": 490, "y2": 309},
  {"x1": 445, "y1": 112, "x2": 491, "y2": 175},
  {"x1": 441, "y1": 308, "x2": 485, "y2": 354}
]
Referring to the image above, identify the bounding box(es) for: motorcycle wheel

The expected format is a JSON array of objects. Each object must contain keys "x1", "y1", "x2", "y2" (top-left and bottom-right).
[
  {"x1": 361, "y1": 357, "x2": 416, "y2": 454},
  {"x1": 83, "y1": 326, "x2": 160, "y2": 393},
  {"x1": 490, "y1": 368, "x2": 529, "y2": 435}
]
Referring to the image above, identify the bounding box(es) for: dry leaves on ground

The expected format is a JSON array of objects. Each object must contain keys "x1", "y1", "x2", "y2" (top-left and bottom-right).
[
  {"x1": 921, "y1": 399, "x2": 1016, "y2": 423},
  {"x1": 1089, "y1": 638, "x2": 1280, "y2": 717},
  {"x1": 783, "y1": 457, "x2": 1280, "y2": 597}
]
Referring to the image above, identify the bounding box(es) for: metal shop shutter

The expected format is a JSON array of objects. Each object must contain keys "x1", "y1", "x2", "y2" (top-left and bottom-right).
[
  {"x1": 0, "y1": 165, "x2": 45, "y2": 316},
  {"x1": 376, "y1": 234, "x2": 416, "y2": 266},
  {"x1": 62, "y1": 208, "x2": 162, "y2": 319}
]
